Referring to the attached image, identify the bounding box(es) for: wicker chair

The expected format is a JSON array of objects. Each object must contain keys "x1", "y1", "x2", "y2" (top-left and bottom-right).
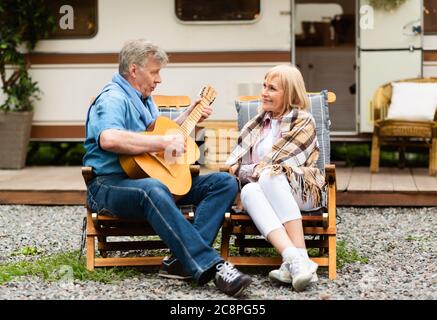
[{"x1": 370, "y1": 78, "x2": 437, "y2": 175}]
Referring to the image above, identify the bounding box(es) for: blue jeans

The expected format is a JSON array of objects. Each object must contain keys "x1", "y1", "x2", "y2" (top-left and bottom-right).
[{"x1": 87, "y1": 171, "x2": 238, "y2": 284}]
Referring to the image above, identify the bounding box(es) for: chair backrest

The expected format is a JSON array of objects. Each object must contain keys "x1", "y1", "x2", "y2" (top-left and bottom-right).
[
  {"x1": 153, "y1": 95, "x2": 191, "y2": 108},
  {"x1": 235, "y1": 90, "x2": 335, "y2": 173},
  {"x1": 152, "y1": 95, "x2": 191, "y2": 120}
]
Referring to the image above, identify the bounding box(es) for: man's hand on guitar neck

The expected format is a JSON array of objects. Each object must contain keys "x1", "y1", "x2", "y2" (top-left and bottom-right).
[
  {"x1": 175, "y1": 98, "x2": 213, "y2": 126},
  {"x1": 196, "y1": 97, "x2": 213, "y2": 122}
]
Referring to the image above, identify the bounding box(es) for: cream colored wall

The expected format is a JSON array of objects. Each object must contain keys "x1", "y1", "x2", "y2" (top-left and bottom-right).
[
  {"x1": 20, "y1": 0, "x2": 290, "y2": 124},
  {"x1": 35, "y1": 0, "x2": 290, "y2": 53},
  {"x1": 27, "y1": 63, "x2": 275, "y2": 123},
  {"x1": 6, "y1": 0, "x2": 437, "y2": 132}
]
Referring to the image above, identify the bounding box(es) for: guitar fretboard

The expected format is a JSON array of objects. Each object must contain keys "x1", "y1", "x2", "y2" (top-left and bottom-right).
[{"x1": 180, "y1": 98, "x2": 210, "y2": 138}]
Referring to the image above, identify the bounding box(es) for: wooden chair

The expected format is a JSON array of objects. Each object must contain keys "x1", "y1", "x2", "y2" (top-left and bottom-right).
[
  {"x1": 83, "y1": 94, "x2": 195, "y2": 271},
  {"x1": 220, "y1": 91, "x2": 338, "y2": 280},
  {"x1": 370, "y1": 78, "x2": 437, "y2": 175},
  {"x1": 153, "y1": 95, "x2": 191, "y2": 108},
  {"x1": 82, "y1": 166, "x2": 199, "y2": 271}
]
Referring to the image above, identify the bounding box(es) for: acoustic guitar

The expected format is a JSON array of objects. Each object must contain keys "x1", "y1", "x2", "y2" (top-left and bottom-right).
[{"x1": 119, "y1": 86, "x2": 217, "y2": 196}]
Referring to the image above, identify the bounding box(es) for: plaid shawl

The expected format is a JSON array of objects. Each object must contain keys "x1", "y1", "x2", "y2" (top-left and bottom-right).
[{"x1": 226, "y1": 108, "x2": 326, "y2": 206}]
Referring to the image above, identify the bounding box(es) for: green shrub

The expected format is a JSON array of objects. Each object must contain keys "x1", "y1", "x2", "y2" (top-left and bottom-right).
[
  {"x1": 27, "y1": 142, "x2": 85, "y2": 166},
  {"x1": 331, "y1": 142, "x2": 428, "y2": 168}
]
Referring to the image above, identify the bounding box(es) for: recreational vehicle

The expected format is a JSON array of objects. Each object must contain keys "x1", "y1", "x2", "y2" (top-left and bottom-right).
[{"x1": 3, "y1": 0, "x2": 437, "y2": 142}]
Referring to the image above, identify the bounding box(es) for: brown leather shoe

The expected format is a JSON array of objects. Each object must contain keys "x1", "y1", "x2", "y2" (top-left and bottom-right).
[{"x1": 214, "y1": 261, "x2": 252, "y2": 297}]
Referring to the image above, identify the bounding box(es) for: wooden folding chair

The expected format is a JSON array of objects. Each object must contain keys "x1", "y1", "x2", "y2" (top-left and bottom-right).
[
  {"x1": 82, "y1": 166, "x2": 199, "y2": 271},
  {"x1": 153, "y1": 95, "x2": 191, "y2": 108},
  {"x1": 83, "y1": 94, "x2": 197, "y2": 271},
  {"x1": 220, "y1": 91, "x2": 337, "y2": 280}
]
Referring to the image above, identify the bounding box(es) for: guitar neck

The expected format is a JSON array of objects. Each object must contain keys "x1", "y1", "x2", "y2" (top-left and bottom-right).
[{"x1": 180, "y1": 98, "x2": 208, "y2": 138}]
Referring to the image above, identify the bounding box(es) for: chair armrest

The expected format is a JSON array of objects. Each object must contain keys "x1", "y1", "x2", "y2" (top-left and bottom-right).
[
  {"x1": 219, "y1": 165, "x2": 231, "y2": 173},
  {"x1": 372, "y1": 85, "x2": 392, "y2": 121},
  {"x1": 433, "y1": 123, "x2": 437, "y2": 137},
  {"x1": 324, "y1": 163, "x2": 337, "y2": 229},
  {"x1": 325, "y1": 164, "x2": 336, "y2": 186},
  {"x1": 81, "y1": 166, "x2": 94, "y2": 186},
  {"x1": 189, "y1": 164, "x2": 200, "y2": 176}
]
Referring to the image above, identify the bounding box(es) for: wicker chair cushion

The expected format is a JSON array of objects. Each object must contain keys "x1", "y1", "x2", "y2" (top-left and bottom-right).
[{"x1": 387, "y1": 82, "x2": 437, "y2": 121}]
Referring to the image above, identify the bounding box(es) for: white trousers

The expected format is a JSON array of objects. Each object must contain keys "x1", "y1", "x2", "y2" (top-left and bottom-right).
[{"x1": 240, "y1": 170, "x2": 314, "y2": 238}]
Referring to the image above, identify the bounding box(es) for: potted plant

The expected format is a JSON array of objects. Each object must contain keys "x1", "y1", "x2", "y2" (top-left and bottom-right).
[{"x1": 0, "y1": 0, "x2": 55, "y2": 168}]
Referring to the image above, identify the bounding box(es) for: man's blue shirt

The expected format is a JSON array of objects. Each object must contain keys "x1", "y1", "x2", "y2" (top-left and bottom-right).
[{"x1": 83, "y1": 77, "x2": 158, "y2": 175}]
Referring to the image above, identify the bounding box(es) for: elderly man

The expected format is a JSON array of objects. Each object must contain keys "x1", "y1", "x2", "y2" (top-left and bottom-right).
[{"x1": 83, "y1": 39, "x2": 251, "y2": 297}]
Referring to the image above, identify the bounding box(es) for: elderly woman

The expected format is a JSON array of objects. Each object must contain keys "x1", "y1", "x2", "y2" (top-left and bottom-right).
[{"x1": 226, "y1": 64, "x2": 324, "y2": 292}]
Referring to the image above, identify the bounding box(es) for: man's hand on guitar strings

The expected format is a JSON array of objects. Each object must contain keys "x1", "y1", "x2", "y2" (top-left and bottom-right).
[{"x1": 161, "y1": 134, "x2": 186, "y2": 162}]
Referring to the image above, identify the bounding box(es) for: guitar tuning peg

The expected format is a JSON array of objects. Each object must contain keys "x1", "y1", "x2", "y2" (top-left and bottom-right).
[{"x1": 198, "y1": 86, "x2": 206, "y2": 97}]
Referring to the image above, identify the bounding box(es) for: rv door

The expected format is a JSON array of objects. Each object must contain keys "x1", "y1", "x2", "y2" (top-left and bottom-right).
[{"x1": 358, "y1": 0, "x2": 423, "y2": 133}]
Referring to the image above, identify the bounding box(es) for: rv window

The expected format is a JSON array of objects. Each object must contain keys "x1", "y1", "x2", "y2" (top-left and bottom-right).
[
  {"x1": 46, "y1": 0, "x2": 97, "y2": 38},
  {"x1": 425, "y1": 0, "x2": 437, "y2": 34},
  {"x1": 175, "y1": 0, "x2": 260, "y2": 22}
]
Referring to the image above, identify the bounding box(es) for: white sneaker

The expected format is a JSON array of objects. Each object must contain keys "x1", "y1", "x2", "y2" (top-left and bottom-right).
[
  {"x1": 308, "y1": 259, "x2": 319, "y2": 283},
  {"x1": 285, "y1": 255, "x2": 314, "y2": 292},
  {"x1": 269, "y1": 262, "x2": 292, "y2": 284}
]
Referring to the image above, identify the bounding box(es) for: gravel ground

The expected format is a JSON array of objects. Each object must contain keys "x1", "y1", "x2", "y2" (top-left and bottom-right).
[{"x1": 0, "y1": 205, "x2": 436, "y2": 300}]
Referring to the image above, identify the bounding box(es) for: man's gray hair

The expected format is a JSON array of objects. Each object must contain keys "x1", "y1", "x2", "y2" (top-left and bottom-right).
[{"x1": 118, "y1": 39, "x2": 169, "y2": 76}]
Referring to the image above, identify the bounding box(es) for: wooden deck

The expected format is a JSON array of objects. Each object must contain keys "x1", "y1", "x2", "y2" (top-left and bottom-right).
[
  {"x1": 0, "y1": 166, "x2": 437, "y2": 206},
  {"x1": 336, "y1": 167, "x2": 437, "y2": 206}
]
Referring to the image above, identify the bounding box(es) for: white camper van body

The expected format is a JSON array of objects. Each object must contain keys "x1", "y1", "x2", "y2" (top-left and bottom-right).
[{"x1": 3, "y1": 0, "x2": 437, "y2": 140}]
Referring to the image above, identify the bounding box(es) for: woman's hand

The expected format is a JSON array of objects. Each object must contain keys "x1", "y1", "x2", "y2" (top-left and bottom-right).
[{"x1": 229, "y1": 164, "x2": 239, "y2": 176}]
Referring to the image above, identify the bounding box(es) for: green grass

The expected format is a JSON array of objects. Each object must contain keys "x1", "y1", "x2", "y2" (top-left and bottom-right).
[
  {"x1": 405, "y1": 235, "x2": 427, "y2": 241},
  {"x1": 336, "y1": 240, "x2": 368, "y2": 269},
  {"x1": 0, "y1": 251, "x2": 141, "y2": 285},
  {"x1": 1, "y1": 239, "x2": 368, "y2": 285},
  {"x1": 11, "y1": 246, "x2": 42, "y2": 256}
]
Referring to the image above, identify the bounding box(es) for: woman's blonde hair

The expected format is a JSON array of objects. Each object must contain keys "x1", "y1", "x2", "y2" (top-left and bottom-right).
[{"x1": 264, "y1": 64, "x2": 309, "y2": 115}]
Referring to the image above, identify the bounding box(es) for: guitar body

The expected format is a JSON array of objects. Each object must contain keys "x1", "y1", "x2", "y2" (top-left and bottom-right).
[
  {"x1": 120, "y1": 85, "x2": 216, "y2": 196},
  {"x1": 119, "y1": 116, "x2": 200, "y2": 196}
]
